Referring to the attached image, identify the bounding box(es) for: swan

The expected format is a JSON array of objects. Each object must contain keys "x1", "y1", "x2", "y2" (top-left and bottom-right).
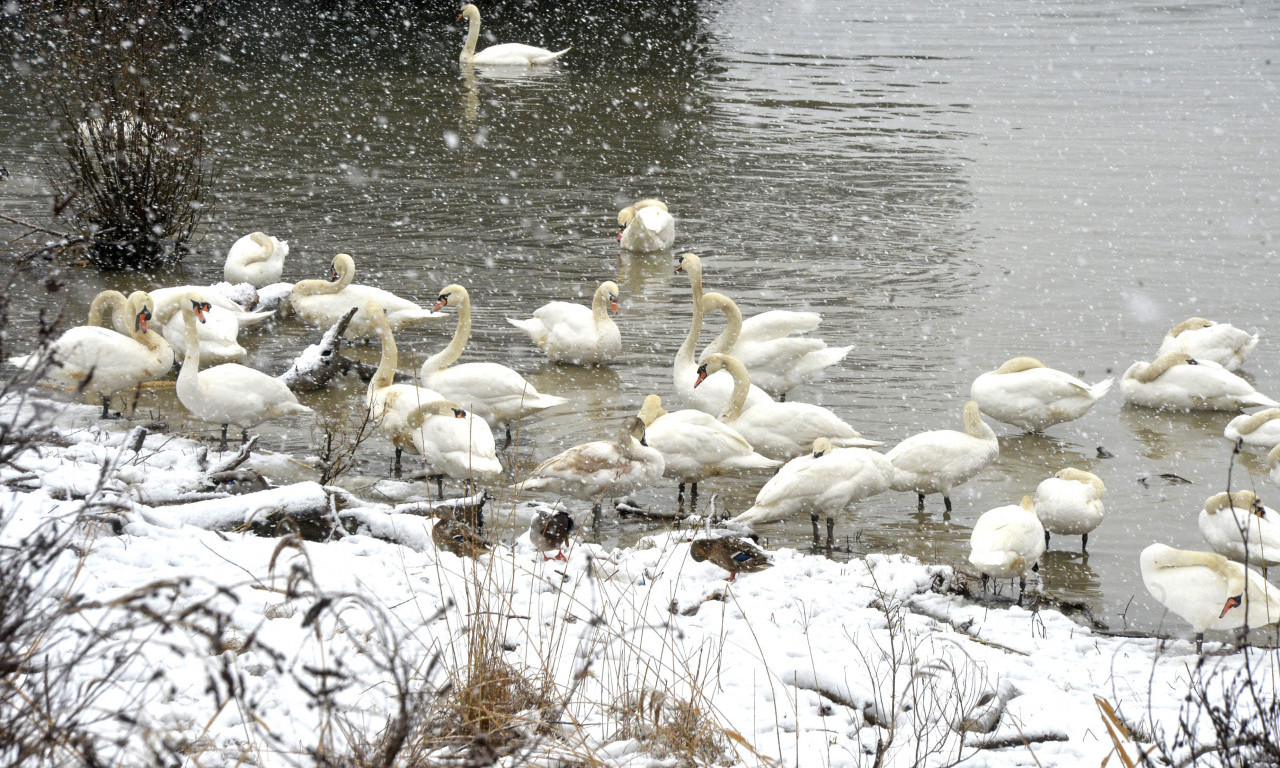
[
  {"x1": 528, "y1": 503, "x2": 574, "y2": 561},
  {"x1": 1033, "y1": 468, "x2": 1106, "y2": 552},
  {"x1": 174, "y1": 293, "x2": 313, "y2": 450},
  {"x1": 223, "y1": 232, "x2": 289, "y2": 288},
  {"x1": 84, "y1": 289, "x2": 128, "y2": 329},
  {"x1": 733, "y1": 437, "x2": 893, "y2": 547},
  {"x1": 637, "y1": 394, "x2": 779, "y2": 513},
  {"x1": 291, "y1": 253, "x2": 441, "y2": 339},
  {"x1": 148, "y1": 284, "x2": 275, "y2": 364},
  {"x1": 364, "y1": 300, "x2": 446, "y2": 476},
  {"x1": 695, "y1": 353, "x2": 882, "y2": 461},
  {"x1": 510, "y1": 416, "x2": 664, "y2": 516},
  {"x1": 421, "y1": 284, "x2": 567, "y2": 442},
  {"x1": 1120, "y1": 353, "x2": 1278, "y2": 411},
  {"x1": 674, "y1": 254, "x2": 772, "y2": 415},
  {"x1": 699, "y1": 292, "x2": 852, "y2": 399},
  {"x1": 885, "y1": 400, "x2": 1000, "y2": 514},
  {"x1": 617, "y1": 199, "x2": 675, "y2": 251},
  {"x1": 1223, "y1": 408, "x2": 1280, "y2": 449},
  {"x1": 9, "y1": 291, "x2": 173, "y2": 419},
  {"x1": 1198, "y1": 491, "x2": 1280, "y2": 572},
  {"x1": 408, "y1": 400, "x2": 503, "y2": 496},
  {"x1": 1270, "y1": 445, "x2": 1280, "y2": 491},
  {"x1": 149, "y1": 285, "x2": 275, "y2": 328},
  {"x1": 1140, "y1": 543, "x2": 1280, "y2": 652},
  {"x1": 1156, "y1": 317, "x2": 1259, "y2": 371},
  {"x1": 970, "y1": 357, "x2": 1113, "y2": 432},
  {"x1": 690, "y1": 536, "x2": 773, "y2": 582},
  {"x1": 969, "y1": 495, "x2": 1045, "y2": 603},
  {"x1": 457, "y1": 4, "x2": 569, "y2": 66},
  {"x1": 506, "y1": 280, "x2": 622, "y2": 365}
]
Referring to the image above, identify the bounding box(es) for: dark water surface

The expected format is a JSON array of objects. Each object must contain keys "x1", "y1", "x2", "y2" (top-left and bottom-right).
[{"x1": 2, "y1": 0, "x2": 1278, "y2": 636}]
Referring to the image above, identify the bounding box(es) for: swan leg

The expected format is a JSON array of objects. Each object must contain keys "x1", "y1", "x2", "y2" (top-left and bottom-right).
[
  {"x1": 218, "y1": 424, "x2": 229, "y2": 452},
  {"x1": 1080, "y1": 532, "x2": 1088, "y2": 554},
  {"x1": 677, "y1": 483, "x2": 686, "y2": 513},
  {"x1": 241, "y1": 428, "x2": 250, "y2": 446},
  {"x1": 435, "y1": 475, "x2": 444, "y2": 499},
  {"x1": 100, "y1": 396, "x2": 112, "y2": 420},
  {"x1": 689, "y1": 482, "x2": 698, "y2": 513},
  {"x1": 980, "y1": 573, "x2": 989, "y2": 594},
  {"x1": 826, "y1": 516, "x2": 835, "y2": 548},
  {"x1": 810, "y1": 513, "x2": 821, "y2": 546},
  {"x1": 503, "y1": 424, "x2": 513, "y2": 450},
  {"x1": 393, "y1": 448, "x2": 402, "y2": 479},
  {"x1": 1017, "y1": 576, "x2": 1027, "y2": 604},
  {"x1": 917, "y1": 493, "x2": 926, "y2": 513},
  {"x1": 1044, "y1": 530, "x2": 1051, "y2": 547},
  {"x1": 943, "y1": 495, "x2": 953, "y2": 514},
  {"x1": 779, "y1": 392, "x2": 787, "y2": 403},
  {"x1": 1195, "y1": 632, "x2": 1204, "y2": 654}
]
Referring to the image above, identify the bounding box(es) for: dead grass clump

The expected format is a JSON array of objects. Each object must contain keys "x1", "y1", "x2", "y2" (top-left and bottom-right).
[{"x1": 613, "y1": 687, "x2": 736, "y2": 768}]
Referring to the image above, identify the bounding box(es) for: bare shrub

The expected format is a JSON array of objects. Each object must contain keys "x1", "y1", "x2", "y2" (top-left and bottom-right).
[
  {"x1": 613, "y1": 687, "x2": 737, "y2": 767},
  {"x1": 1160, "y1": 656, "x2": 1280, "y2": 768}
]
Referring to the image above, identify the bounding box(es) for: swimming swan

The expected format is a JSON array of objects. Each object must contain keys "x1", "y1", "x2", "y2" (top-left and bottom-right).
[
  {"x1": 885, "y1": 400, "x2": 999, "y2": 514},
  {"x1": 9, "y1": 291, "x2": 172, "y2": 418},
  {"x1": 421, "y1": 284, "x2": 567, "y2": 440},
  {"x1": 457, "y1": 4, "x2": 569, "y2": 66},
  {"x1": 175, "y1": 293, "x2": 313, "y2": 450},
  {"x1": 970, "y1": 356, "x2": 1112, "y2": 432},
  {"x1": 506, "y1": 280, "x2": 622, "y2": 365},
  {"x1": 223, "y1": 231, "x2": 289, "y2": 288},
  {"x1": 617, "y1": 199, "x2": 675, "y2": 251},
  {"x1": 1156, "y1": 317, "x2": 1258, "y2": 372},
  {"x1": 290, "y1": 253, "x2": 441, "y2": 339},
  {"x1": 696, "y1": 353, "x2": 881, "y2": 461},
  {"x1": 1223, "y1": 408, "x2": 1280, "y2": 449},
  {"x1": 1121, "y1": 353, "x2": 1278, "y2": 411}
]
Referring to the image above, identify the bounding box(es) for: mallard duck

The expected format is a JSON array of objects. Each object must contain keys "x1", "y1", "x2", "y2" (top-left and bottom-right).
[
  {"x1": 689, "y1": 535, "x2": 773, "y2": 582},
  {"x1": 1033, "y1": 467, "x2": 1106, "y2": 552},
  {"x1": 528, "y1": 503, "x2": 574, "y2": 561},
  {"x1": 432, "y1": 514, "x2": 492, "y2": 559}
]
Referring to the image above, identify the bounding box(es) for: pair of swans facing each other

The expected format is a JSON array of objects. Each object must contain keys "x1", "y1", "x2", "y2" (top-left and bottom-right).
[
  {"x1": 457, "y1": 4, "x2": 569, "y2": 66},
  {"x1": 10, "y1": 290, "x2": 173, "y2": 418}
]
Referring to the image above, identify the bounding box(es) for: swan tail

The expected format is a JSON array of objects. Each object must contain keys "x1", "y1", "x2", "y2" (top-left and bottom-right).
[
  {"x1": 1248, "y1": 393, "x2": 1280, "y2": 409},
  {"x1": 235, "y1": 310, "x2": 277, "y2": 328},
  {"x1": 8, "y1": 352, "x2": 44, "y2": 371},
  {"x1": 721, "y1": 453, "x2": 782, "y2": 473},
  {"x1": 506, "y1": 317, "x2": 546, "y2": 344},
  {"x1": 830, "y1": 436, "x2": 884, "y2": 449},
  {"x1": 525, "y1": 392, "x2": 569, "y2": 410},
  {"x1": 1089, "y1": 377, "x2": 1115, "y2": 400},
  {"x1": 532, "y1": 47, "x2": 570, "y2": 65}
]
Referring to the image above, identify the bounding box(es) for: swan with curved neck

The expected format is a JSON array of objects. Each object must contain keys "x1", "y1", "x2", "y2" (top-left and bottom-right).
[
  {"x1": 1033, "y1": 467, "x2": 1106, "y2": 552},
  {"x1": 637, "y1": 393, "x2": 779, "y2": 513},
  {"x1": 10, "y1": 291, "x2": 172, "y2": 418},
  {"x1": 734, "y1": 436, "x2": 893, "y2": 547},
  {"x1": 291, "y1": 253, "x2": 441, "y2": 339},
  {"x1": 175, "y1": 293, "x2": 312, "y2": 450},
  {"x1": 695, "y1": 353, "x2": 881, "y2": 461},
  {"x1": 457, "y1": 4, "x2": 570, "y2": 66},
  {"x1": 407, "y1": 399, "x2": 502, "y2": 497},
  {"x1": 617, "y1": 199, "x2": 675, "y2": 252},
  {"x1": 970, "y1": 355, "x2": 1113, "y2": 432},
  {"x1": 1157, "y1": 317, "x2": 1258, "y2": 371},
  {"x1": 86, "y1": 289, "x2": 129, "y2": 329},
  {"x1": 1198, "y1": 490, "x2": 1280, "y2": 572},
  {"x1": 1121, "y1": 352, "x2": 1278, "y2": 411},
  {"x1": 674, "y1": 254, "x2": 772, "y2": 415},
  {"x1": 699, "y1": 292, "x2": 852, "y2": 398},
  {"x1": 969, "y1": 496, "x2": 1045, "y2": 603},
  {"x1": 224, "y1": 231, "x2": 289, "y2": 288},
  {"x1": 364, "y1": 300, "x2": 446, "y2": 476},
  {"x1": 506, "y1": 280, "x2": 622, "y2": 365},
  {"x1": 884, "y1": 400, "x2": 999, "y2": 515},
  {"x1": 1224, "y1": 408, "x2": 1280, "y2": 449},
  {"x1": 420, "y1": 284, "x2": 567, "y2": 439}
]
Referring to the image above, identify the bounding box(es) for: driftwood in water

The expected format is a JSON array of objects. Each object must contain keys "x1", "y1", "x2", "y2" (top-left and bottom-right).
[{"x1": 277, "y1": 307, "x2": 379, "y2": 392}]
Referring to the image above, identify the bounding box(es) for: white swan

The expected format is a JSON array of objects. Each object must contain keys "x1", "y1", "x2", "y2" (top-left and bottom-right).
[
  {"x1": 420, "y1": 284, "x2": 567, "y2": 440},
  {"x1": 674, "y1": 254, "x2": 772, "y2": 415},
  {"x1": 511, "y1": 416, "x2": 664, "y2": 516},
  {"x1": 457, "y1": 4, "x2": 569, "y2": 66},
  {"x1": 291, "y1": 253, "x2": 440, "y2": 339},
  {"x1": 1270, "y1": 445, "x2": 1280, "y2": 491},
  {"x1": 84, "y1": 289, "x2": 128, "y2": 329},
  {"x1": 506, "y1": 280, "x2": 622, "y2": 365},
  {"x1": 637, "y1": 394, "x2": 779, "y2": 513},
  {"x1": 175, "y1": 293, "x2": 313, "y2": 449},
  {"x1": 970, "y1": 357, "x2": 1113, "y2": 432},
  {"x1": 696, "y1": 353, "x2": 882, "y2": 461},
  {"x1": 1223, "y1": 408, "x2": 1280, "y2": 449},
  {"x1": 1121, "y1": 353, "x2": 1278, "y2": 411},
  {"x1": 733, "y1": 437, "x2": 893, "y2": 547},
  {"x1": 224, "y1": 231, "x2": 289, "y2": 288},
  {"x1": 1141, "y1": 543, "x2": 1280, "y2": 651},
  {"x1": 408, "y1": 400, "x2": 503, "y2": 495},
  {"x1": 885, "y1": 400, "x2": 1000, "y2": 514},
  {"x1": 1033, "y1": 468, "x2": 1105, "y2": 552},
  {"x1": 1198, "y1": 491, "x2": 1280, "y2": 572},
  {"x1": 617, "y1": 199, "x2": 675, "y2": 252},
  {"x1": 1156, "y1": 317, "x2": 1259, "y2": 371},
  {"x1": 364, "y1": 300, "x2": 445, "y2": 476},
  {"x1": 969, "y1": 496, "x2": 1045, "y2": 602},
  {"x1": 149, "y1": 284, "x2": 275, "y2": 328},
  {"x1": 699, "y1": 292, "x2": 852, "y2": 399},
  {"x1": 9, "y1": 291, "x2": 173, "y2": 418}
]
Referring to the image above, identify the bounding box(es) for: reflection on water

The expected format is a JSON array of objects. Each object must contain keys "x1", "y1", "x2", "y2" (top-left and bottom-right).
[{"x1": 1, "y1": 0, "x2": 1279, "y2": 636}]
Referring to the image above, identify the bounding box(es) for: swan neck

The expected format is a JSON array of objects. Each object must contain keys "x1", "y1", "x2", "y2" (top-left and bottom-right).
[
  {"x1": 430, "y1": 293, "x2": 472, "y2": 371},
  {"x1": 179, "y1": 305, "x2": 202, "y2": 376},
  {"x1": 371, "y1": 320, "x2": 398, "y2": 390},
  {"x1": 462, "y1": 13, "x2": 480, "y2": 60},
  {"x1": 591, "y1": 287, "x2": 610, "y2": 327},
  {"x1": 964, "y1": 405, "x2": 996, "y2": 441},
  {"x1": 87, "y1": 290, "x2": 126, "y2": 330},
  {"x1": 719, "y1": 357, "x2": 750, "y2": 422},
  {"x1": 293, "y1": 276, "x2": 340, "y2": 298},
  {"x1": 676, "y1": 276, "x2": 704, "y2": 368},
  {"x1": 706, "y1": 295, "x2": 743, "y2": 352}
]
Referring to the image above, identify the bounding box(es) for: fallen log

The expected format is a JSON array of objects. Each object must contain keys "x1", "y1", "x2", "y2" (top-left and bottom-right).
[{"x1": 277, "y1": 307, "x2": 379, "y2": 392}]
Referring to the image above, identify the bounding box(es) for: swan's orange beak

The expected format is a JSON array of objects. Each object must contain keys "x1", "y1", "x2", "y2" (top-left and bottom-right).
[
  {"x1": 617, "y1": 225, "x2": 626, "y2": 241},
  {"x1": 1220, "y1": 594, "x2": 1243, "y2": 618},
  {"x1": 433, "y1": 297, "x2": 448, "y2": 312},
  {"x1": 452, "y1": 408, "x2": 467, "y2": 419},
  {"x1": 192, "y1": 300, "x2": 209, "y2": 323},
  {"x1": 694, "y1": 367, "x2": 708, "y2": 388},
  {"x1": 328, "y1": 267, "x2": 339, "y2": 282},
  {"x1": 137, "y1": 308, "x2": 151, "y2": 333},
  {"x1": 456, "y1": 11, "x2": 464, "y2": 21},
  {"x1": 609, "y1": 296, "x2": 619, "y2": 314}
]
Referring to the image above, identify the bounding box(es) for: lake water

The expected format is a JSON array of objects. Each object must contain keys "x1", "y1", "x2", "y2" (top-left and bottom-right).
[{"x1": 2, "y1": 0, "x2": 1278, "y2": 638}]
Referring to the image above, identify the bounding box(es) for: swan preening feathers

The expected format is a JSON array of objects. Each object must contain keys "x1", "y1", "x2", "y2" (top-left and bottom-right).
[
  {"x1": 1033, "y1": 468, "x2": 1106, "y2": 552},
  {"x1": 1157, "y1": 317, "x2": 1258, "y2": 372},
  {"x1": 224, "y1": 231, "x2": 289, "y2": 288},
  {"x1": 507, "y1": 281, "x2": 622, "y2": 365},
  {"x1": 291, "y1": 253, "x2": 441, "y2": 339},
  {"x1": 1121, "y1": 353, "x2": 1277, "y2": 411},
  {"x1": 970, "y1": 357, "x2": 1112, "y2": 432},
  {"x1": 968, "y1": 496, "x2": 1045, "y2": 602},
  {"x1": 457, "y1": 4, "x2": 569, "y2": 66},
  {"x1": 1141, "y1": 543, "x2": 1280, "y2": 651}
]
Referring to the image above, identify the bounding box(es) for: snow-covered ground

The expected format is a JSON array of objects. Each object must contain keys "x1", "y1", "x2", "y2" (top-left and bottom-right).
[{"x1": 1, "y1": 393, "x2": 1274, "y2": 767}]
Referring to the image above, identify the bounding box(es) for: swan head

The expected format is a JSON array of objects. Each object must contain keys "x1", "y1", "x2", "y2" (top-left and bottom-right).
[
  {"x1": 330, "y1": 253, "x2": 356, "y2": 283},
  {"x1": 183, "y1": 296, "x2": 211, "y2": 324},
  {"x1": 1054, "y1": 467, "x2": 1105, "y2": 495},
  {"x1": 700, "y1": 292, "x2": 741, "y2": 320},
  {"x1": 994, "y1": 356, "x2": 1046, "y2": 374},
  {"x1": 599, "y1": 281, "x2": 621, "y2": 314},
  {"x1": 637, "y1": 394, "x2": 666, "y2": 426},
  {"x1": 458, "y1": 3, "x2": 480, "y2": 22},
  {"x1": 1203, "y1": 490, "x2": 1261, "y2": 517},
  {"x1": 125, "y1": 291, "x2": 155, "y2": 334},
  {"x1": 433, "y1": 284, "x2": 469, "y2": 312},
  {"x1": 621, "y1": 415, "x2": 649, "y2": 447},
  {"x1": 1126, "y1": 353, "x2": 1195, "y2": 383},
  {"x1": 1019, "y1": 495, "x2": 1035, "y2": 513},
  {"x1": 1168, "y1": 317, "x2": 1212, "y2": 337},
  {"x1": 675, "y1": 252, "x2": 701, "y2": 278},
  {"x1": 812, "y1": 437, "x2": 835, "y2": 458}
]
